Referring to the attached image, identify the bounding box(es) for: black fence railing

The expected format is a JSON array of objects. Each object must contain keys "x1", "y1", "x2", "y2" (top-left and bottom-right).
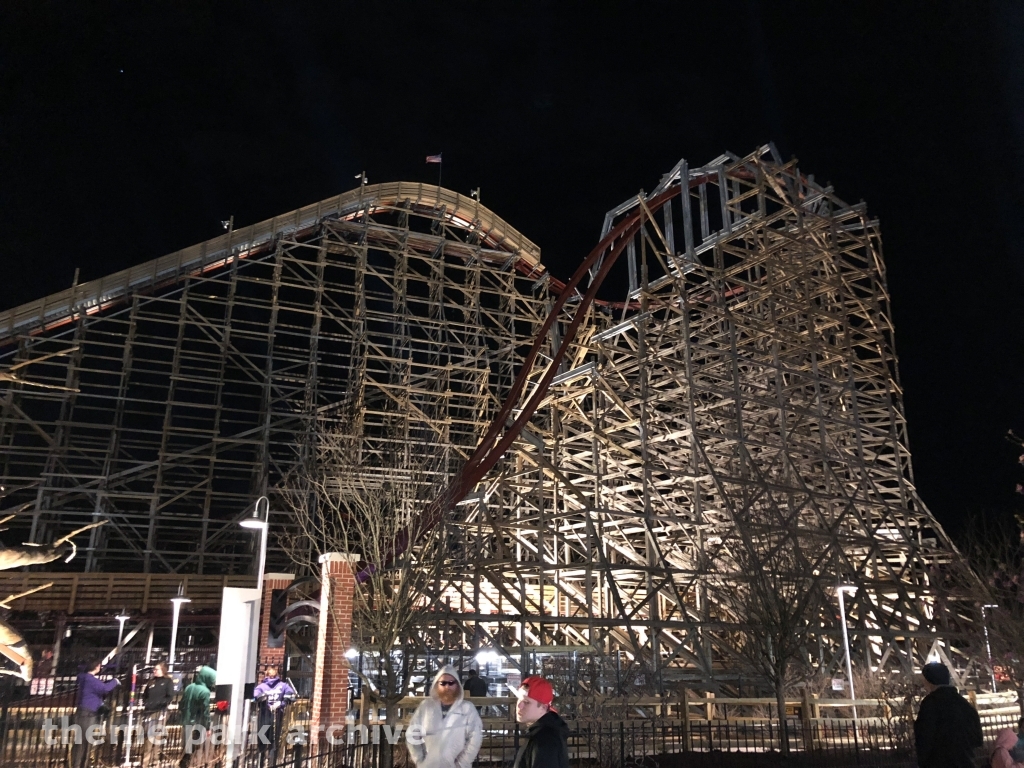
[
  {"x1": 0, "y1": 670, "x2": 231, "y2": 768},
  {"x1": 2, "y1": 699, "x2": 1019, "y2": 768},
  {"x1": 238, "y1": 721, "x2": 919, "y2": 768},
  {"x1": 1, "y1": 672, "x2": 123, "y2": 768}
]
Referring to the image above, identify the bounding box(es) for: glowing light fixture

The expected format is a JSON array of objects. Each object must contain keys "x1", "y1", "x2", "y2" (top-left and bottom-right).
[
  {"x1": 169, "y1": 583, "x2": 191, "y2": 672},
  {"x1": 239, "y1": 496, "x2": 270, "y2": 588},
  {"x1": 115, "y1": 610, "x2": 130, "y2": 648}
]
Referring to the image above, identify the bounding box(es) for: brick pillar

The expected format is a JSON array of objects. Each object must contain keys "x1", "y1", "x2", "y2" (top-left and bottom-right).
[
  {"x1": 310, "y1": 553, "x2": 358, "y2": 741},
  {"x1": 257, "y1": 572, "x2": 295, "y2": 675}
]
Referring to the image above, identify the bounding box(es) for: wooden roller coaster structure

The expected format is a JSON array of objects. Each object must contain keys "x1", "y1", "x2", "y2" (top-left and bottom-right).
[{"x1": 0, "y1": 146, "x2": 968, "y2": 685}]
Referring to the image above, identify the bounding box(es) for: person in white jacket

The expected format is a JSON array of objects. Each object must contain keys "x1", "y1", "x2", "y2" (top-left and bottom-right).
[{"x1": 408, "y1": 665, "x2": 483, "y2": 768}]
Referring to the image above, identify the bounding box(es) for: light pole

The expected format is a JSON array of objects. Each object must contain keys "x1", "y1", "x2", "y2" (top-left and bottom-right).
[
  {"x1": 836, "y1": 585, "x2": 858, "y2": 726},
  {"x1": 169, "y1": 583, "x2": 191, "y2": 672},
  {"x1": 982, "y1": 603, "x2": 999, "y2": 692},
  {"x1": 225, "y1": 496, "x2": 270, "y2": 768},
  {"x1": 240, "y1": 496, "x2": 270, "y2": 588},
  {"x1": 115, "y1": 610, "x2": 130, "y2": 649}
]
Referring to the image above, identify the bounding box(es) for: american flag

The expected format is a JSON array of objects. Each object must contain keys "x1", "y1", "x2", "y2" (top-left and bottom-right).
[{"x1": 426, "y1": 153, "x2": 442, "y2": 164}]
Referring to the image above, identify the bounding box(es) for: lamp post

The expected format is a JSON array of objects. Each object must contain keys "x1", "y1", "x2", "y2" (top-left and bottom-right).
[
  {"x1": 169, "y1": 583, "x2": 191, "y2": 672},
  {"x1": 240, "y1": 496, "x2": 270, "y2": 589},
  {"x1": 224, "y1": 496, "x2": 270, "y2": 768},
  {"x1": 115, "y1": 610, "x2": 130, "y2": 649},
  {"x1": 982, "y1": 603, "x2": 999, "y2": 692},
  {"x1": 836, "y1": 585, "x2": 858, "y2": 726}
]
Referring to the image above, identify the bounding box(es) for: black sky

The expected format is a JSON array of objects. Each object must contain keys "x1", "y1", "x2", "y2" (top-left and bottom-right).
[{"x1": 2, "y1": 1, "x2": 1022, "y2": 539}]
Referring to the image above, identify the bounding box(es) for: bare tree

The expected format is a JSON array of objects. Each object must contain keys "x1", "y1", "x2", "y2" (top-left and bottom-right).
[
  {"x1": 961, "y1": 512, "x2": 1024, "y2": 714},
  {"x1": 851, "y1": 667, "x2": 918, "y2": 752},
  {"x1": 282, "y1": 416, "x2": 454, "y2": 767},
  {"x1": 718, "y1": 516, "x2": 833, "y2": 752}
]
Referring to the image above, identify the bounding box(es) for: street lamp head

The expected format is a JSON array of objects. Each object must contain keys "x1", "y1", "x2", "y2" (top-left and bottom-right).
[
  {"x1": 984, "y1": 604, "x2": 999, "y2": 609},
  {"x1": 345, "y1": 648, "x2": 359, "y2": 660},
  {"x1": 240, "y1": 496, "x2": 270, "y2": 529},
  {"x1": 115, "y1": 611, "x2": 130, "y2": 622},
  {"x1": 837, "y1": 585, "x2": 857, "y2": 595},
  {"x1": 170, "y1": 582, "x2": 191, "y2": 606}
]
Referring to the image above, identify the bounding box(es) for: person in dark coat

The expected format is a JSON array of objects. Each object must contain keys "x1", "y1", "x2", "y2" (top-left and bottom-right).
[
  {"x1": 464, "y1": 668, "x2": 488, "y2": 698},
  {"x1": 914, "y1": 662, "x2": 983, "y2": 768},
  {"x1": 71, "y1": 658, "x2": 120, "y2": 768},
  {"x1": 143, "y1": 662, "x2": 174, "y2": 712},
  {"x1": 141, "y1": 662, "x2": 174, "y2": 767},
  {"x1": 512, "y1": 676, "x2": 569, "y2": 768}
]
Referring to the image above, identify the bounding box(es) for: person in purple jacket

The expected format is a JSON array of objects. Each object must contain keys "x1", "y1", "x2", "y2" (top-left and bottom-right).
[
  {"x1": 253, "y1": 666, "x2": 296, "y2": 763},
  {"x1": 71, "y1": 657, "x2": 120, "y2": 768}
]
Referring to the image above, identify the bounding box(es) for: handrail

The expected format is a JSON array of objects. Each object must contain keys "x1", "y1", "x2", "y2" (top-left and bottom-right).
[{"x1": 0, "y1": 182, "x2": 540, "y2": 346}]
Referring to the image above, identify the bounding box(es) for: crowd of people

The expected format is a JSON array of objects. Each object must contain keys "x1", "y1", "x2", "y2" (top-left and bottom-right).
[
  {"x1": 68, "y1": 659, "x2": 206, "y2": 768},
  {"x1": 64, "y1": 652, "x2": 1024, "y2": 768},
  {"x1": 66, "y1": 656, "x2": 564, "y2": 768}
]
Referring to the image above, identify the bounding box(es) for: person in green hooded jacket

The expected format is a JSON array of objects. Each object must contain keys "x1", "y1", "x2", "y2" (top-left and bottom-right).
[{"x1": 178, "y1": 665, "x2": 216, "y2": 768}]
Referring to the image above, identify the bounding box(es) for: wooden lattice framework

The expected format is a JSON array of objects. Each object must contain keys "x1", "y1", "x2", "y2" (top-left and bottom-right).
[
  {"x1": 0, "y1": 182, "x2": 542, "y2": 574},
  {"x1": 0, "y1": 147, "x2": 966, "y2": 683}
]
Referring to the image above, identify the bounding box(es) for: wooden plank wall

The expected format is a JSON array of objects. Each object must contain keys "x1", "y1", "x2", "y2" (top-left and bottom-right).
[{"x1": 0, "y1": 573, "x2": 255, "y2": 613}]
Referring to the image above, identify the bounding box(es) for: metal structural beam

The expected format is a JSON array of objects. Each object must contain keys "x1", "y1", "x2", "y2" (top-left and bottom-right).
[{"x1": 0, "y1": 147, "x2": 967, "y2": 683}]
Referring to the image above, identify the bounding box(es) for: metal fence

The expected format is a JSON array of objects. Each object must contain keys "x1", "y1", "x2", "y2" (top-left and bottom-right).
[
  {"x1": 0, "y1": 671, "x2": 225, "y2": 768},
  {"x1": 2, "y1": 690, "x2": 1019, "y2": 768},
  {"x1": 227, "y1": 720, "x2": 921, "y2": 768}
]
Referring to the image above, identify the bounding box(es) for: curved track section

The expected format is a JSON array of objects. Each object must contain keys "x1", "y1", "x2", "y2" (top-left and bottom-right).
[{"x1": 0, "y1": 183, "x2": 540, "y2": 346}]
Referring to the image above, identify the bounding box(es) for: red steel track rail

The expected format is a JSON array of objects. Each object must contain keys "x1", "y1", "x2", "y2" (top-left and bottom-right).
[{"x1": 361, "y1": 174, "x2": 724, "y2": 580}]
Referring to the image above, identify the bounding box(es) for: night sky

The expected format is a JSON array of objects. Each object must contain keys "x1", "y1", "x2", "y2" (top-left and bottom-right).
[{"x1": 2, "y1": 2, "x2": 1022, "y2": 540}]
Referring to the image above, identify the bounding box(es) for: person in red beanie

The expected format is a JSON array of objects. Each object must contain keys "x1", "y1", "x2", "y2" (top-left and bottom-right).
[{"x1": 512, "y1": 676, "x2": 569, "y2": 768}]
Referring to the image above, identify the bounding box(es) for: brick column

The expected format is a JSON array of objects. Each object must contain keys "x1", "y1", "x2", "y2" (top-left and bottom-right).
[
  {"x1": 310, "y1": 553, "x2": 358, "y2": 741},
  {"x1": 257, "y1": 572, "x2": 295, "y2": 675}
]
